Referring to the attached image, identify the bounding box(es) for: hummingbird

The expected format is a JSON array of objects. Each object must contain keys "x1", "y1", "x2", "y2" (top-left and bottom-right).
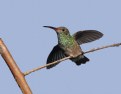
[{"x1": 44, "y1": 26, "x2": 103, "y2": 69}]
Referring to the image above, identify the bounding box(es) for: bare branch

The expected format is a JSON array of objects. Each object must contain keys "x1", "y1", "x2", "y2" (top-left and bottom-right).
[
  {"x1": 84, "y1": 42, "x2": 121, "y2": 54},
  {"x1": 24, "y1": 56, "x2": 72, "y2": 76},
  {"x1": 0, "y1": 39, "x2": 32, "y2": 94},
  {"x1": 24, "y1": 42, "x2": 121, "y2": 76}
]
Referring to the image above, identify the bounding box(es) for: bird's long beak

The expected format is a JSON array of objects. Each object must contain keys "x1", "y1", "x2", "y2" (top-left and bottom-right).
[{"x1": 43, "y1": 26, "x2": 58, "y2": 31}]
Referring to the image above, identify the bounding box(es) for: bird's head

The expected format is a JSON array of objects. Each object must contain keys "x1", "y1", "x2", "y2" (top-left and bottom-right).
[{"x1": 43, "y1": 26, "x2": 69, "y2": 35}]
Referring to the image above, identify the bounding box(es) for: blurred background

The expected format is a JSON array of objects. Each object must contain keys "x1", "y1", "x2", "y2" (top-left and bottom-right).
[{"x1": 0, "y1": 0, "x2": 121, "y2": 94}]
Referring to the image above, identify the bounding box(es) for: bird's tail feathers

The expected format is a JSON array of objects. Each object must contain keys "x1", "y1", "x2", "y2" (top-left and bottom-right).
[{"x1": 72, "y1": 55, "x2": 89, "y2": 65}]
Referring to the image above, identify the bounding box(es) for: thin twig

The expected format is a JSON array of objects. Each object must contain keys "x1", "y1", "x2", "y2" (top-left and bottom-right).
[
  {"x1": 24, "y1": 56, "x2": 72, "y2": 76},
  {"x1": 84, "y1": 42, "x2": 121, "y2": 54},
  {"x1": 24, "y1": 42, "x2": 121, "y2": 76}
]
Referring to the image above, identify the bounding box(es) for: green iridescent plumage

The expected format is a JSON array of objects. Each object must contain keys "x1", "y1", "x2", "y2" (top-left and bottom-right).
[
  {"x1": 58, "y1": 32, "x2": 75, "y2": 48},
  {"x1": 43, "y1": 26, "x2": 103, "y2": 69}
]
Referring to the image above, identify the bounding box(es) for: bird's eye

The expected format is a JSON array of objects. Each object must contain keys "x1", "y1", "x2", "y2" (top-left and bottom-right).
[{"x1": 62, "y1": 29, "x2": 65, "y2": 31}]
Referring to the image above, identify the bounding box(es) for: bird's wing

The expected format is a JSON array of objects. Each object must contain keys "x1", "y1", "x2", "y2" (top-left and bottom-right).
[
  {"x1": 73, "y1": 30, "x2": 103, "y2": 45},
  {"x1": 47, "y1": 45, "x2": 66, "y2": 69}
]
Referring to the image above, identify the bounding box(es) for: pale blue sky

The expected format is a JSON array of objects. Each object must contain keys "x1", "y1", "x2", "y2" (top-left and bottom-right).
[{"x1": 0, "y1": 0, "x2": 121, "y2": 94}]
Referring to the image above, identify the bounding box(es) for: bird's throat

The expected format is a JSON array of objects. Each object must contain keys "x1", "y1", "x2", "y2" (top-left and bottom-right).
[{"x1": 58, "y1": 33, "x2": 75, "y2": 48}]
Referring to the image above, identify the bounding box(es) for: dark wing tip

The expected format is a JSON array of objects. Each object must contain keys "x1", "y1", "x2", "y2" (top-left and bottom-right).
[
  {"x1": 86, "y1": 30, "x2": 104, "y2": 36},
  {"x1": 93, "y1": 30, "x2": 104, "y2": 37},
  {"x1": 73, "y1": 30, "x2": 104, "y2": 45},
  {"x1": 46, "y1": 64, "x2": 55, "y2": 69},
  {"x1": 83, "y1": 30, "x2": 104, "y2": 42},
  {"x1": 46, "y1": 45, "x2": 66, "y2": 69}
]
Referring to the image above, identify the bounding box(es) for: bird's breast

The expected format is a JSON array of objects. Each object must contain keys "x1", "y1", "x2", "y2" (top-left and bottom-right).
[
  {"x1": 58, "y1": 37, "x2": 82, "y2": 57},
  {"x1": 65, "y1": 43, "x2": 82, "y2": 57}
]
